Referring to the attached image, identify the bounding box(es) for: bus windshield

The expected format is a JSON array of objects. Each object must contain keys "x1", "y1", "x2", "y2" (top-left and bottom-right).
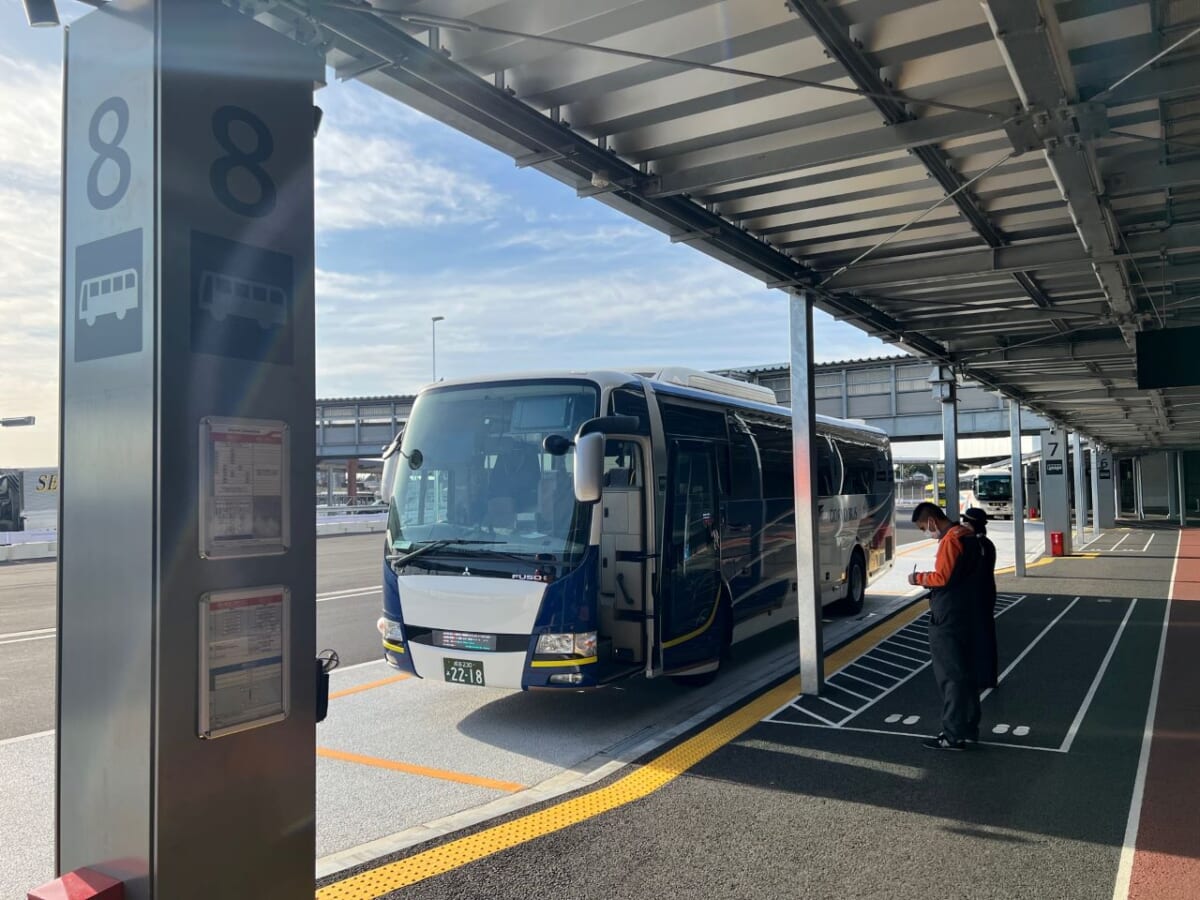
[
  {"x1": 974, "y1": 474, "x2": 1012, "y2": 500},
  {"x1": 388, "y1": 381, "x2": 599, "y2": 566}
]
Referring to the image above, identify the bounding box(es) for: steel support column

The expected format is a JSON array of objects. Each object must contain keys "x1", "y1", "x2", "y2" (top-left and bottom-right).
[
  {"x1": 943, "y1": 387, "x2": 960, "y2": 522},
  {"x1": 1072, "y1": 432, "x2": 1087, "y2": 547},
  {"x1": 1136, "y1": 457, "x2": 1145, "y2": 519},
  {"x1": 790, "y1": 291, "x2": 823, "y2": 696},
  {"x1": 1090, "y1": 440, "x2": 1103, "y2": 542},
  {"x1": 1179, "y1": 452, "x2": 1189, "y2": 528},
  {"x1": 1011, "y1": 400, "x2": 1026, "y2": 576}
]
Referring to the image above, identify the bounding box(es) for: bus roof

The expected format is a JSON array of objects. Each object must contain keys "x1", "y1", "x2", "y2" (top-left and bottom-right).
[{"x1": 421, "y1": 369, "x2": 889, "y2": 441}]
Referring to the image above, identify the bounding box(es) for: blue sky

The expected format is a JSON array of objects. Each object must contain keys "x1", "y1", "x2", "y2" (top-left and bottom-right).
[{"x1": 0, "y1": 1, "x2": 897, "y2": 466}]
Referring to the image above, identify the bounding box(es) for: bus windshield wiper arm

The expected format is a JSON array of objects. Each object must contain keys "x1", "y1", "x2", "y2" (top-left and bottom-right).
[{"x1": 388, "y1": 539, "x2": 504, "y2": 568}]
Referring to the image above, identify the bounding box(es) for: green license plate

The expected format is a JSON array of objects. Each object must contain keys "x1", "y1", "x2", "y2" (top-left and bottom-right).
[{"x1": 443, "y1": 658, "x2": 485, "y2": 686}]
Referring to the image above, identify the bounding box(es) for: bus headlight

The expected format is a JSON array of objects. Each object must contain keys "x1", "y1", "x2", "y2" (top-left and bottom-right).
[
  {"x1": 377, "y1": 617, "x2": 404, "y2": 642},
  {"x1": 536, "y1": 631, "x2": 597, "y2": 657}
]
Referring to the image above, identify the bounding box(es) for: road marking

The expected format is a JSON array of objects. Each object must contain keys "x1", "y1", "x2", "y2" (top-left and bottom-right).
[
  {"x1": 1060, "y1": 598, "x2": 1138, "y2": 753},
  {"x1": 328, "y1": 674, "x2": 409, "y2": 700},
  {"x1": 1112, "y1": 534, "x2": 1129, "y2": 551},
  {"x1": 317, "y1": 586, "x2": 381, "y2": 603},
  {"x1": 0, "y1": 627, "x2": 54, "y2": 641},
  {"x1": 871, "y1": 645, "x2": 927, "y2": 665},
  {"x1": 0, "y1": 633, "x2": 55, "y2": 647},
  {"x1": 1143, "y1": 534, "x2": 1155, "y2": 552},
  {"x1": 0, "y1": 728, "x2": 54, "y2": 747},
  {"x1": 770, "y1": 720, "x2": 1065, "y2": 753},
  {"x1": 1112, "y1": 533, "x2": 1179, "y2": 900},
  {"x1": 980, "y1": 597, "x2": 1080, "y2": 703},
  {"x1": 319, "y1": 596, "x2": 932, "y2": 899},
  {"x1": 317, "y1": 747, "x2": 526, "y2": 793}
]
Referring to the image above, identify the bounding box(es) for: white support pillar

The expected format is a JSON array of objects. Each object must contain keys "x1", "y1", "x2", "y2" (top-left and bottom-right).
[
  {"x1": 1135, "y1": 457, "x2": 1145, "y2": 520},
  {"x1": 790, "y1": 292, "x2": 823, "y2": 696},
  {"x1": 1168, "y1": 452, "x2": 1180, "y2": 520},
  {"x1": 1010, "y1": 401, "x2": 1025, "y2": 576},
  {"x1": 1072, "y1": 432, "x2": 1087, "y2": 547},
  {"x1": 1090, "y1": 440, "x2": 1103, "y2": 541},
  {"x1": 1179, "y1": 452, "x2": 1188, "y2": 528}
]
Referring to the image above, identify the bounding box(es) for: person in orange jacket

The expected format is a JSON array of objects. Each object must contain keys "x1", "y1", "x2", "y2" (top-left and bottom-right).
[{"x1": 908, "y1": 502, "x2": 984, "y2": 750}]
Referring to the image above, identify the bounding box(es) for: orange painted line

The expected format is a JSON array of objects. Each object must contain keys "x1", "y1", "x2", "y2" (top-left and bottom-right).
[
  {"x1": 317, "y1": 747, "x2": 526, "y2": 793},
  {"x1": 328, "y1": 674, "x2": 409, "y2": 700},
  {"x1": 895, "y1": 539, "x2": 936, "y2": 558}
]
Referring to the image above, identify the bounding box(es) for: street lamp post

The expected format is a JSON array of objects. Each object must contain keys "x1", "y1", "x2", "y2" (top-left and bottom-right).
[{"x1": 431, "y1": 315, "x2": 445, "y2": 382}]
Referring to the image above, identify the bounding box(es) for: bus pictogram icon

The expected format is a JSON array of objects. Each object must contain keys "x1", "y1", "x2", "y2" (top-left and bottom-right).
[
  {"x1": 79, "y1": 268, "x2": 139, "y2": 326},
  {"x1": 198, "y1": 271, "x2": 288, "y2": 329}
]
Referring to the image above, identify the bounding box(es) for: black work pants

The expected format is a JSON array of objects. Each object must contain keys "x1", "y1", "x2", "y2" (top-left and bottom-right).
[{"x1": 928, "y1": 622, "x2": 980, "y2": 743}]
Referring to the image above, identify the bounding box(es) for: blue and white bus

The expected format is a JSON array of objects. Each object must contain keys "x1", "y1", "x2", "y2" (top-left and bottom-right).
[{"x1": 377, "y1": 368, "x2": 894, "y2": 690}]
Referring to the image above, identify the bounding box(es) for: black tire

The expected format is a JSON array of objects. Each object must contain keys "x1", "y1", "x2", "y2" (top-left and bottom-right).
[{"x1": 839, "y1": 551, "x2": 867, "y2": 615}]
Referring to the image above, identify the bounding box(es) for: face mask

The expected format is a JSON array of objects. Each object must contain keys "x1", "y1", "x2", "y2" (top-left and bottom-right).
[{"x1": 924, "y1": 522, "x2": 940, "y2": 538}]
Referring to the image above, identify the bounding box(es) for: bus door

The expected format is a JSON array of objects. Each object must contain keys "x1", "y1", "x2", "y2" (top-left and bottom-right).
[
  {"x1": 659, "y1": 440, "x2": 724, "y2": 673},
  {"x1": 597, "y1": 438, "x2": 650, "y2": 669}
]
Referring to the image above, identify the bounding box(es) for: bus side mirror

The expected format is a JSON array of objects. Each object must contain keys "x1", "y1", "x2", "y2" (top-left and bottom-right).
[{"x1": 574, "y1": 432, "x2": 604, "y2": 504}]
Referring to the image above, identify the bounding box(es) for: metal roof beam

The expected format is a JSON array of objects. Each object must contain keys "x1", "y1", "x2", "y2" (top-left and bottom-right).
[
  {"x1": 984, "y1": 0, "x2": 1138, "y2": 348},
  {"x1": 647, "y1": 110, "x2": 997, "y2": 198},
  {"x1": 1105, "y1": 157, "x2": 1200, "y2": 197},
  {"x1": 826, "y1": 222, "x2": 1200, "y2": 289}
]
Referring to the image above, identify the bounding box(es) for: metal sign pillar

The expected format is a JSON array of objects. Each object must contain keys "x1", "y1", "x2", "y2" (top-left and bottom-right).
[
  {"x1": 790, "y1": 291, "x2": 823, "y2": 696},
  {"x1": 1010, "y1": 400, "x2": 1025, "y2": 576},
  {"x1": 59, "y1": 4, "x2": 321, "y2": 898},
  {"x1": 1179, "y1": 453, "x2": 1188, "y2": 527},
  {"x1": 1039, "y1": 427, "x2": 1072, "y2": 555},
  {"x1": 1090, "y1": 441, "x2": 1103, "y2": 540},
  {"x1": 1095, "y1": 447, "x2": 1116, "y2": 528}
]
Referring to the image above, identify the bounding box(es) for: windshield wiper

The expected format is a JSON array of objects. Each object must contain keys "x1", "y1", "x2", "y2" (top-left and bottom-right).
[{"x1": 388, "y1": 539, "x2": 504, "y2": 569}]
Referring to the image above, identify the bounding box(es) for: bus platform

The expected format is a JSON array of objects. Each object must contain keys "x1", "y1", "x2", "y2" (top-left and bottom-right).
[{"x1": 315, "y1": 525, "x2": 1199, "y2": 900}]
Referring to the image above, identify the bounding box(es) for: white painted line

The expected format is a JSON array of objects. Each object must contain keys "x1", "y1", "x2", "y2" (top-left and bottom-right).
[
  {"x1": 884, "y1": 713, "x2": 902, "y2": 724},
  {"x1": 1013, "y1": 725, "x2": 1030, "y2": 737},
  {"x1": 980, "y1": 597, "x2": 1081, "y2": 703},
  {"x1": 1142, "y1": 534, "x2": 1154, "y2": 552},
  {"x1": 812, "y1": 695, "x2": 857, "y2": 714},
  {"x1": 1112, "y1": 534, "x2": 1178, "y2": 900},
  {"x1": 0, "y1": 728, "x2": 54, "y2": 747},
  {"x1": 1060, "y1": 598, "x2": 1139, "y2": 753},
  {"x1": 1080, "y1": 531, "x2": 1107, "y2": 550},
  {"x1": 0, "y1": 633, "x2": 56, "y2": 647},
  {"x1": 871, "y1": 646, "x2": 927, "y2": 665},
  {"x1": 1111, "y1": 534, "x2": 1129, "y2": 551},
  {"x1": 836, "y1": 660, "x2": 933, "y2": 727},
  {"x1": 902, "y1": 715, "x2": 920, "y2": 725},
  {"x1": 768, "y1": 719, "x2": 1066, "y2": 752},
  {"x1": 850, "y1": 663, "x2": 903, "y2": 682},
  {"x1": 0, "y1": 627, "x2": 55, "y2": 641},
  {"x1": 317, "y1": 587, "x2": 381, "y2": 603},
  {"x1": 825, "y1": 680, "x2": 873, "y2": 702},
  {"x1": 786, "y1": 703, "x2": 839, "y2": 727},
  {"x1": 837, "y1": 671, "x2": 887, "y2": 692},
  {"x1": 993, "y1": 724, "x2": 1010, "y2": 734}
]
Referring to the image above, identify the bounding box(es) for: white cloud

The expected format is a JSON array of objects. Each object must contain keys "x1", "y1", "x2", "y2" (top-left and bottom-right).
[{"x1": 314, "y1": 83, "x2": 504, "y2": 232}]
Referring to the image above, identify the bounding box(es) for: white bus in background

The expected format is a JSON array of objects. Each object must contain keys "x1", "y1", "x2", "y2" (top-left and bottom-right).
[
  {"x1": 963, "y1": 468, "x2": 1014, "y2": 519},
  {"x1": 376, "y1": 368, "x2": 895, "y2": 691},
  {"x1": 78, "y1": 268, "x2": 139, "y2": 326},
  {"x1": 197, "y1": 271, "x2": 287, "y2": 329}
]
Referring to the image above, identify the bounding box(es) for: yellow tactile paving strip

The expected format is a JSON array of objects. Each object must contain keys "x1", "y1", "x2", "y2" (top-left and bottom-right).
[{"x1": 315, "y1": 600, "x2": 930, "y2": 900}]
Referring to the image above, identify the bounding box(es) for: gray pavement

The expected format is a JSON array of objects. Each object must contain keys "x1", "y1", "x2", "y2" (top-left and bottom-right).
[{"x1": 319, "y1": 530, "x2": 1177, "y2": 900}]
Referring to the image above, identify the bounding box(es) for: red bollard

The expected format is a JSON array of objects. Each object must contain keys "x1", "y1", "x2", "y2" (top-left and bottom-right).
[
  {"x1": 1050, "y1": 531, "x2": 1064, "y2": 557},
  {"x1": 28, "y1": 869, "x2": 123, "y2": 900}
]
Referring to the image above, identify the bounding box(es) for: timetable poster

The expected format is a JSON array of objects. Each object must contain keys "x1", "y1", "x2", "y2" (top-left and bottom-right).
[
  {"x1": 199, "y1": 586, "x2": 290, "y2": 739},
  {"x1": 199, "y1": 417, "x2": 290, "y2": 558}
]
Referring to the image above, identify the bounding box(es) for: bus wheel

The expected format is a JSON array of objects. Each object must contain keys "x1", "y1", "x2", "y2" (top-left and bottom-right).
[{"x1": 840, "y1": 551, "x2": 866, "y2": 615}]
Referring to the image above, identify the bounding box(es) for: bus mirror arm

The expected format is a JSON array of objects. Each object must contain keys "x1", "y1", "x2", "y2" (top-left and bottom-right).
[{"x1": 576, "y1": 415, "x2": 640, "y2": 438}]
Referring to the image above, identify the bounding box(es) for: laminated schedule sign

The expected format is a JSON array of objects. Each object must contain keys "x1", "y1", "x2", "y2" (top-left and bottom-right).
[
  {"x1": 199, "y1": 417, "x2": 290, "y2": 558},
  {"x1": 199, "y1": 586, "x2": 290, "y2": 739}
]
